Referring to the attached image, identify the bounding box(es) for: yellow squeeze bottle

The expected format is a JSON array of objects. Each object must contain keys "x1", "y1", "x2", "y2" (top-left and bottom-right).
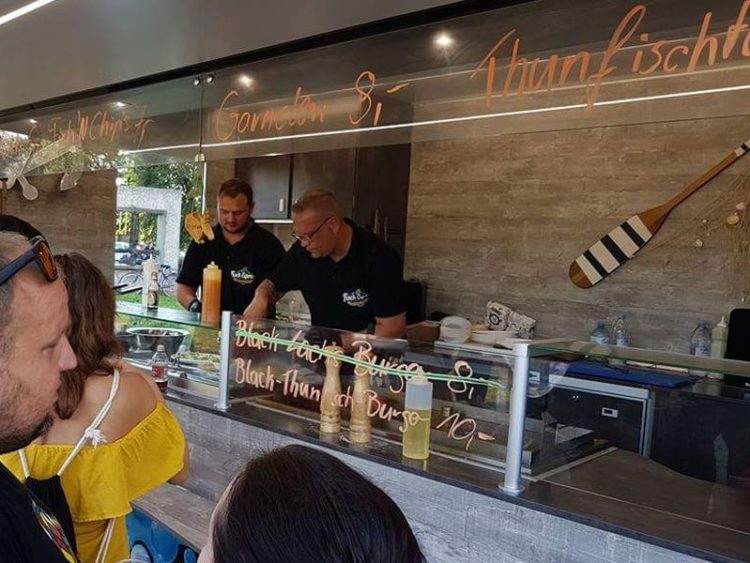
[
  {"x1": 402, "y1": 377, "x2": 433, "y2": 460},
  {"x1": 201, "y1": 262, "x2": 222, "y2": 326}
]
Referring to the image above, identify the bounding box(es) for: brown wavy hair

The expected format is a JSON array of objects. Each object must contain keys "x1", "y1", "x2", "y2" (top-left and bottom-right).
[{"x1": 55, "y1": 253, "x2": 121, "y2": 419}]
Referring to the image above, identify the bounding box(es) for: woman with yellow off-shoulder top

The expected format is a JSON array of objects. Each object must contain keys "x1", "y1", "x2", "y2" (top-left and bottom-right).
[{"x1": 0, "y1": 253, "x2": 189, "y2": 563}]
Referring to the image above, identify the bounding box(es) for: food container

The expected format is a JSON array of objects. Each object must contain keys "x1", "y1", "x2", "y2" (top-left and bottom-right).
[
  {"x1": 470, "y1": 330, "x2": 500, "y2": 345},
  {"x1": 471, "y1": 329, "x2": 519, "y2": 345},
  {"x1": 439, "y1": 316, "x2": 472, "y2": 343},
  {"x1": 125, "y1": 327, "x2": 190, "y2": 357}
]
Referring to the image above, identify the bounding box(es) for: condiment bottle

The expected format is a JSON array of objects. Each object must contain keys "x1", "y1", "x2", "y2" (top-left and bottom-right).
[
  {"x1": 350, "y1": 349, "x2": 372, "y2": 444},
  {"x1": 146, "y1": 271, "x2": 159, "y2": 310},
  {"x1": 402, "y1": 376, "x2": 433, "y2": 460},
  {"x1": 320, "y1": 346, "x2": 343, "y2": 435},
  {"x1": 710, "y1": 316, "x2": 728, "y2": 359},
  {"x1": 201, "y1": 262, "x2": 222, "y2": 326},
  {"x1": 141, "y1": 257, "x2": 158, "y2": 308}
]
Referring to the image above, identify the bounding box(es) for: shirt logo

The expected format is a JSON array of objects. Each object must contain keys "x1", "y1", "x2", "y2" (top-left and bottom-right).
[
  {"x1": 342, "y1": 288, "x2": 369, "y2": 308},
  {"x1": 231, "y1": 267, "x2": 256, "y2": 286},
  {"x1": 32, "y1": 499, "x2": 77, "y2": 563}
]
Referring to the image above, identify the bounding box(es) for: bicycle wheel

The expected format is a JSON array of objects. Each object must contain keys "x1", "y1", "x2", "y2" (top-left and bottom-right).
[
  {"x1": 118, "y1": 271, "x2": 143, "y2": 287},
  {"x1": 160, "y1": 272, "x2": 178, "y2": 296}
]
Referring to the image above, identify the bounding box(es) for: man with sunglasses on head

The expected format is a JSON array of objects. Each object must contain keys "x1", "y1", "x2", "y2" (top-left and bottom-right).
[
  {"x1": 245, "y1": 190, "x2": 406, "y2": 338},
  {"x1": 176, "y1": 178, "x2": 285, "y2": 315},
  {"x1": 0, "y1": 230, "x2": 79, "y2": 562}
]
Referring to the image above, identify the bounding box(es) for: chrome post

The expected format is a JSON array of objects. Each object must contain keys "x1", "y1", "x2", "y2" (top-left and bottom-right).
[
  {"x1": 215, "y1": 310, "x2": 232, "y2": 411},
  {"x1": 501, "y1": 341, "x2": 531, "y2": 495}
]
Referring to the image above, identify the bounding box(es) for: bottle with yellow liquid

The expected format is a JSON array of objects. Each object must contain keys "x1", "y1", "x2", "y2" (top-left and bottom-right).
[
  {"x1": 201, "y1": 262, "x2": 222, "y2": 326},
  {"x1": 402, "y1": 376, "x2": 433, "y2": 460}
]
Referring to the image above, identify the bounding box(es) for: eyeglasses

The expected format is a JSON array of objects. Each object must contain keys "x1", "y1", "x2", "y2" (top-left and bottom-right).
[
  {"x1": 0, "y1": 235, "x2": 58, "y2": 287},
  {"x1": 291, "y1": 216, "x2": 332, "y2": 244}
]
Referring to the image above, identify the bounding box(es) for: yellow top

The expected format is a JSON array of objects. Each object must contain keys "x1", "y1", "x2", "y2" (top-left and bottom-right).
[{"x1": 0, "y1": 402, "x2": 186, "y2": 563}]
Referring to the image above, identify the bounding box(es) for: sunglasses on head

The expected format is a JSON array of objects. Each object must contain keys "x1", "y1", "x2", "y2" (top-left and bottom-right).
[{"x1": 0, "y1": 235, "x2": 58, "y2": 287}]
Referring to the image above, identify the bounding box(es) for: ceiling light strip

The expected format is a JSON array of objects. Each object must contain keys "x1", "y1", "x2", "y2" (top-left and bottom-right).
[{"x1": 0, "y1": 0, "x2": 61, "y2": 27}]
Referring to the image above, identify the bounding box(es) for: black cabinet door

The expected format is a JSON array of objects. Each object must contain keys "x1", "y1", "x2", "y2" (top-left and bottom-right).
[
  {"x1": 545, "y1": 388, "x2": 645, "y2": 453},
  {"x1": 354, "y1": 144, "x2": 411, "y2": 259},
  {"x1": 291, "y1": 149, "x2": 356, "y2": 215},
  {"x1": 235, "y1": 155, "x2": 291, "y2": 220}
]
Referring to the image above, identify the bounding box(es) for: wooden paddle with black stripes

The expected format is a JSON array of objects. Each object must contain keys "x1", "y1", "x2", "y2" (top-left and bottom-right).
[{"x1": 570, "y1": 138, "x2": 750, "y2": 288}]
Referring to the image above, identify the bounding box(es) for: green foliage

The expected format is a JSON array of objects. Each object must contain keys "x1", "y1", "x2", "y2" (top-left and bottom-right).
[{"x1": 118, "y1": 163, "x2": 202, "y2": 250}]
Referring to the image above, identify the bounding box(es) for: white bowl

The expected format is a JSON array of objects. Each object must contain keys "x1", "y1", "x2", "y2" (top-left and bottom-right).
[
  {"x1": 493, "y1": 330, "x2": 518, "y2": 338},
  {"x1": 471, "y1": 330, "x2": 499, "y2": 345}
]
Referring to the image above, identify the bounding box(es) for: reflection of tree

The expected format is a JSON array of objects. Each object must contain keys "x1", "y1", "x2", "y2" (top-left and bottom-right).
[{"x1": 118, "y1": 163, "x2": 201, "y2": 251}]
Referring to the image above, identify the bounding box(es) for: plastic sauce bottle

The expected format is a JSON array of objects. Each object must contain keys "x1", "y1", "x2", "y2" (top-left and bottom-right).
[
  {"x1": 402, "y1": 377, "x2": 433, "y2": 460},
  {"x1": 201, "y1": 262, "x2": 222, "y2": 326},
  {"x1": 146, "y1": 271, "x2": 159, "y2": 310},
  {"x1": 151, "y1": 344, "x2": 169, "y2": 392},
  {"x1": 710, "y1": 316, "x2": 728, "y2": 359},
  {"x1": 140, "y1": 257, "x2": 158, "y2": 308}
]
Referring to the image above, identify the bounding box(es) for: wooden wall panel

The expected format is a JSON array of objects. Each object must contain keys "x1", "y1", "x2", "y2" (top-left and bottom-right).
[{"x1": 404, "y1": 115, "x2": 749, "y2": 352}]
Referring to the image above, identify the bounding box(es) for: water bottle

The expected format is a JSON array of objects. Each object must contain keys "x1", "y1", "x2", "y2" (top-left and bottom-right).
[
  {"x1": 610, "y1": 314, "x2": 629, "y2": 366},
  {"x1": 151, "y1": 344, "x2": 169, "y2": 392},
  {"x1": 589, "y1": 321, "x2": 610, "y2": 345},
  {"x1": 612, "y1": 314, "x2": 630, "y2": 347},
  {"x1": 690, "y1": 320, "x2": 711, "y2": 356},
  {"x1": 690, "y1": 320, "x2": 711, "y2": 376}
]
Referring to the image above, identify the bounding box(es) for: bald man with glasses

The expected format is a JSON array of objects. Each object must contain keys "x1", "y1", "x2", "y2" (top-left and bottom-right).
[
  {"x1": 0, "y1": 230, "x2": 78, "y2": 562},
  {"x1": 244, "y1": 190, "x2": 406, "y2": 338}
]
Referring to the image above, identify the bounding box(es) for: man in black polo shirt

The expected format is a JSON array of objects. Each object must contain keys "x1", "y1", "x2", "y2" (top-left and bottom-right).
[
  {"x1": 245, "y1": 190, "x2": 406, "y2": 338},
  {"x1": 176, "y1": 178, "x2": 285, "y2": 315}
]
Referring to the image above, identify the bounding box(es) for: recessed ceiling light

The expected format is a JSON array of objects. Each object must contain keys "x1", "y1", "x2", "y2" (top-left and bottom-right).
[
  {"x1": 28, "y1": 118, "x2": 37, "y2": 124},
  {"x1": 238, "y1": 74, "x2": 254, "y2": 87},
  {"x1": 0, "y1": 0, "x2": 61, "y2": 27},
  {"x1": 113, "y1": 101, "x2": 129, "y2": 109},
  {"x1": 434, "y1": 32, "x2": 454, "y2": 48}
]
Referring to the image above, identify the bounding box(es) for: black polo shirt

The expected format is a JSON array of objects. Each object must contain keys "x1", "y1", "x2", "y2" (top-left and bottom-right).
[
  {"x1": 177, "y1": 223, "x2": 285, "y2": 314},
  {"x1": 270, "y1": 221, "x2": 405, "y2": 331}
]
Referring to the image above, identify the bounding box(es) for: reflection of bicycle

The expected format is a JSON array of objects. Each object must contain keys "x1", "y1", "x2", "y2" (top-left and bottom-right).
[{"x1": 117, "y1": 264, "x2": 178, "y2": 296}]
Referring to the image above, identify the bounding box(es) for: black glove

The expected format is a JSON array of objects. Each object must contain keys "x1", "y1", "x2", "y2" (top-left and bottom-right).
[{"x1": 188, "y1": 298, "x2": 202, "y2": 313}]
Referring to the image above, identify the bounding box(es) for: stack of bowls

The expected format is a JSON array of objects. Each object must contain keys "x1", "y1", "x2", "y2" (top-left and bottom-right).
[{"x1": 439, "y1": 316, "x2": 472, "y2": 343}]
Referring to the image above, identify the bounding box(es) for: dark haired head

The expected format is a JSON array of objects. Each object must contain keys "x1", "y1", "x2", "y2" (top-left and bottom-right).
[
  {"x1": 54, "y1": 253, "x2": 121, "y2": 419},
  {"x1": 0, "y1": 214, "x2": 45, "y2": 241},
  {"x1": 218, "y1": 178, "x2": 254, "y2": 204},
  {"x1": 207, "y1": 445, "x2": 425, "y2": 563}
]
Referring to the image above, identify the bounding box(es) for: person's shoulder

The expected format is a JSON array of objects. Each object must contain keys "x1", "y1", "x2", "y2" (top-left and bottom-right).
[
  {"x1": 94, "y1": 363, "x2": 160, "y2": 440},
  {"x1": 355, "y1": 225, "x2": 399, "y2": 261},
  {"x1": 116, "y1": 363, "x2": 161, "y2": 409}
]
